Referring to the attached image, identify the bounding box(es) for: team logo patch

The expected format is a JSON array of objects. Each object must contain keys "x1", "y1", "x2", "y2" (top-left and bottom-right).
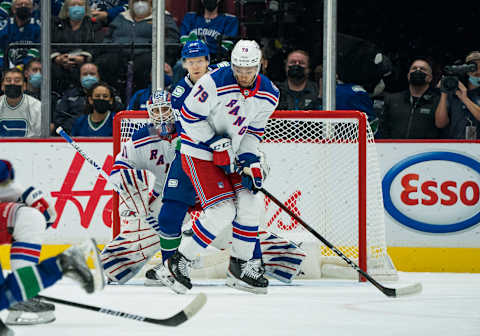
[
  {"x1": 168, "y1": 179, "x2": 178, "y2": 188},
  {"x1": 218, "y1": 182, "x2": 224, "y2": 188},
  {"x1": 172, "y1": 85, "x2": 185, "y2": 98}
]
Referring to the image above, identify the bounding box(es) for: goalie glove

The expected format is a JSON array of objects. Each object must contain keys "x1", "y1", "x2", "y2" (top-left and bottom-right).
[
  {"x1": 20, "y1": 186, "x2": 57, "y2": 228},
  {"x1": 208, "y1": 136, "x2": 235, "y2": 174},
  {"x1": 237, "y1": 153, "x2": 263, "y2": 194}
]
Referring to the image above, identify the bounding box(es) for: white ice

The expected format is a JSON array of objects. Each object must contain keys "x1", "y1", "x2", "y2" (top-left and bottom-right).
[{"x1": 2, "y1": 272, "x2": 479, "y2": 336}]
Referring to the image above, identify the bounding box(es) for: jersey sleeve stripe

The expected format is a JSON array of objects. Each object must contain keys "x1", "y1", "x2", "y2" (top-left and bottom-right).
[
  {"x1": 133, "y1": 138, "x2": 163, "y2": 149},
  {"x1": 255, "y1": 95, "x2": 277, "y2": 106},
  {"x1": 180, "y1": 105, "x2": 206, "y2": 123},
  {"x1": 217, "y1": 84, "x2": 239, "y2": 92},
  {"x1": 257, "y1": 90, "x2": 279, "y2": 102}
]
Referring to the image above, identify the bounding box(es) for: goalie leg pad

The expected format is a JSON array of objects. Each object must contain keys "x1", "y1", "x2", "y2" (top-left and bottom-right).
[
  {"x1": 259, "y1": 231, "x2": 307, "y2": 283},
  {"x1": 101, "y1": 223, "x2": 160, "y2": 284},
  {"x1": 157, "y1": 200, "x2": 189, "y2": 262},
  {"x1": 117, "y1": 169, "x2": 155, "y2": 218}
]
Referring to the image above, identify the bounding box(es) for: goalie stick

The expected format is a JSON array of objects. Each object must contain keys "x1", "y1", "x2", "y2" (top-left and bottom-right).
[
  {"x1": 56, "y1": 127, "x2": 122, "y2": 193},
  {"x1": 258, "y1": 187, "x2": 422, "y2": 298},
  {"x1": 36, "y1": 293, "x2": 206, "y2": 327}
]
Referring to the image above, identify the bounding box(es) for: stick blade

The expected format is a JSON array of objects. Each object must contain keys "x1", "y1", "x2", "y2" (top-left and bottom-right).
[
  {"x1": 394, "y1": 282, "x2": 422, "y2": 297},
  {"x1": 148, "y1": 292, "x2": 207, "y2": 327}
]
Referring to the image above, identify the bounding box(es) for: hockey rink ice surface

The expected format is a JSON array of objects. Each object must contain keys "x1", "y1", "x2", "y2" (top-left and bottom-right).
[{"x1": 1, "y1": 272, "x2": 479, "y2": 336}]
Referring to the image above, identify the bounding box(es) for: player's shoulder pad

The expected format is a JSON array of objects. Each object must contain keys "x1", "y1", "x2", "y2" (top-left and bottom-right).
[
  {"x1": 209, "y1": 66, "x2": 235, "y2": 88},
  {"x1": 258, "y1": 74, "x2": 280, "y2": 99},
  {"x1": 131, "y1": 124, "x2": 157, "y2": 142}
]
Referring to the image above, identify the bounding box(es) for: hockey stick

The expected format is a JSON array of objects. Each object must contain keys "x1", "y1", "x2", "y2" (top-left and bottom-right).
[
  {"x1": 258, "y1": 187, "x2": 422, "y2": 298},
  {"x1": 36, "y1": 293, "x2": 206, "y2": 327},
  {"x1": 56, "y1": 127, "x2": 122, "y2": 193}
]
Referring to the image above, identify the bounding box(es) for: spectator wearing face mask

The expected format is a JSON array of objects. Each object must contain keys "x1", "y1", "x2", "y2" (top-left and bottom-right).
[
  {"x1": 275, "y1": 50, "x2": 318, "y2": 110},
  {"x1": 51, "y1": 0, "x2": 104, "y2": 94},
  {"x1": 0, "y1": 0, "x2": 40, "y2": 69},
  {"x1": 23, "y1": 57, "x2": 41, "y2": 100},
  {"x1": 379, "y1": 57, "x2": 442, "y2": 139},
  {"x1": 0, "y1": 67, "x2": 41, "y2": 137},
  {"x1": 98, "y1": 0, "x2": 179, "y2": 102},
  {"x1": 71, "y1": 81, "x2": 119, "y2": 136},
  {"x1": 54, "y1": 62, "x2": 123, "y2": 135}
]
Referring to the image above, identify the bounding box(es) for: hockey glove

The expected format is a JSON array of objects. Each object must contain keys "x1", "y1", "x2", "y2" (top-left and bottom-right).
[
  {"x1": 20, "y1": 186, "x2": 57, "y2": 228},
  {"x1": 237, "y1": 153, "x2": 263, "y2": 194},
  {"x1": 0, "y1": 159, "x2": 14, "y2": 184},
  {"x1": 208, "y1": 136, "x2": 235, "y2": 174}
]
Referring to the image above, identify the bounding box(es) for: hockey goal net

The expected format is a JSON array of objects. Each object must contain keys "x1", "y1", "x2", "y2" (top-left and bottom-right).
[{"x1": 112, "y1": 110, "x2": 397, "y2": 281}]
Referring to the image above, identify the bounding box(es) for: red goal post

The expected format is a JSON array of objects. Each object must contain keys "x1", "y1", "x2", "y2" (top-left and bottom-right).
[{"x1": 112, "y1": 110, "x2": 397, "y2": 280}]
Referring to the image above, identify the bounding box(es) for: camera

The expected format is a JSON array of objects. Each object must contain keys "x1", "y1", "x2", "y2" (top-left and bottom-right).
[{"x1": 441, "y1": 63, "x2": 477, "y2": 93}]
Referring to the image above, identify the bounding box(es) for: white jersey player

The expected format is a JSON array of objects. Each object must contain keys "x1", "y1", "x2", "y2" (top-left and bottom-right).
[
  {"x1": 100, "y1": 90, "x2": 177, "y2": 284},
  {"x1": 168, "y1": 40, "x2": 280, "y2": 294},
  {"x1": 0, "y1": 159, "x2": 101, "y2": 325}
]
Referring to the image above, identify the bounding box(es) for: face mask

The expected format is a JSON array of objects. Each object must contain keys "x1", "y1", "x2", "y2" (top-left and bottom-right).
[
  {"x1": 133, "y1": 1, "x2": 150, "y2": 16},
  {"x1": 287, "y1": 65, "x2": 307, "y2": 81},
  {"x1": 469, "y1": 75, "x2": 480, "y2": 87},
  {"x1": 203, "y1": 0, "x2": 218, "y2": 11},
  {"x1": 29, "y1": 73, "x2": 42, "y2": 88},
  {"x1": 92, "y1": 99, "x2": 112, "y2": 114},
  {"x1": 81, "y1": 75, "x2": 98, "y2": 89},
  {"x1": 15, "y1": 7, "x2": 31, "y2": 20},
  {"x1": 69, "y1": 5, "x2": 86, "y2": 20},
  {"x1": 409, "y1": 70, "x2": 427, "y2": 86},
  {"x1": 4, "y1": 85, "x2": 22, "y2": 99}
]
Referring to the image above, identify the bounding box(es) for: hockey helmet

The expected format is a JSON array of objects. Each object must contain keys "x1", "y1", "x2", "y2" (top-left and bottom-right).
[
  {"x1": 146, "y1": 90, "x2": 175, "y2": 136},
  {"x1": 0, "y1": 159, "x2": 14, "y2": 184},
  {"x1": 231, "y1": 40, "x2": 262, "y2": 74},
  {"x1": 181, "y1": 40, "x2": 210, "y2": 60}
]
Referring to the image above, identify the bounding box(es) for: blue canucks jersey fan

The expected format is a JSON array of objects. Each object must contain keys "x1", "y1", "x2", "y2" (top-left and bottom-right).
[{"x1": 180, "y1": 0, "x2": 238, "y2": 62}]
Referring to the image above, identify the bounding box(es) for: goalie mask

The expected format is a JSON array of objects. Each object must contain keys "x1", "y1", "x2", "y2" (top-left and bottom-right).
[
  {"x1": 146, "y1": 90, "x2": 175, "y2": 136},
  {"x1": 231, "y1": 40, "x2": 262, "y2": 88}
]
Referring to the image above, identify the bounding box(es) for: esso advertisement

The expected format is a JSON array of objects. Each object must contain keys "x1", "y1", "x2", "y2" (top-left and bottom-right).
[{"x1": 383, "y1": 151, "x2": 480, "y2": 234}]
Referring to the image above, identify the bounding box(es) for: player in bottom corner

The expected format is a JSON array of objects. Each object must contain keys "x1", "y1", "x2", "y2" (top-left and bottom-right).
[
  {"x1": 166, "y1": 39, "x2": 282, "y2": 294},
  {"x1": 0, "y1": 159, "x2": 104, "y2": 328}
]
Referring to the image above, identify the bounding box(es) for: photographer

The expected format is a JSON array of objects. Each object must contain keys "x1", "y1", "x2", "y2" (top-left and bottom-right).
[{"x1": 436, "y1": 51, "x2": 480, "y2": 139}]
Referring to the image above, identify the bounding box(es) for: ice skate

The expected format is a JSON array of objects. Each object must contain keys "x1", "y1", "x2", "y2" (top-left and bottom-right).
[
  {"x1": 226, "y1": 257, "x2": 269, "y2": 294},
  {"x1": 167, "y1": 251, "x2": 192, "y2": 291},
  {"x1": 58, "y1": 238, "x2": 105, "y2": 294},
  {"x1": 0, "y1": 318, "x2": 13, "y2": 336},
  {"x1": 144, "y1": 263, "x2": 187, "y2": 294},
  {"x1": 6, "y1": 297, "x2": 55, "y2": 325}
]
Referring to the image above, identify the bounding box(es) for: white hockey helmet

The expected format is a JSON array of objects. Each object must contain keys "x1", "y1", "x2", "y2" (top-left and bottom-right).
[
  {"x1": 146, "y1": 89, "x2": 175, "y2": 136},
  {"x1": 231, "y1": 40, "x2": 262, "y2": 78}
]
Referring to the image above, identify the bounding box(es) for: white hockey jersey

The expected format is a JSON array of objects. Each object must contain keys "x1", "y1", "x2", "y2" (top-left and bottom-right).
[
  {"x1": 110, "y1": 124, "x2": 177, "y2": 198},
  {"x1": 0, "y1": 94, "x2": 42, "y2": 137},
  {"x1": 179, "y1": 66, "x2": 279, "y2": 161}
]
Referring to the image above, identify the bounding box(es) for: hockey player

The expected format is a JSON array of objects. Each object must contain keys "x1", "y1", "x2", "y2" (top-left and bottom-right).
[
  {"x1": 100, "y1": 89, "x2": 177, "y2": 284},
  {"x1": 0, "y1": 159, "x2": 104, "y2": 326},
  {"x1": 167, "y1": 39, "x2": 280, "y2": 294}
]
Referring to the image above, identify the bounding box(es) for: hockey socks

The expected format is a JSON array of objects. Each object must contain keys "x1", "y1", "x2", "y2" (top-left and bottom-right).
[
  {"x1": 157, "y1": 200, "x2": 188, "y2": 263},
  {"x1": 10, "y1": 241, "x2": 41, "y2": 270}
]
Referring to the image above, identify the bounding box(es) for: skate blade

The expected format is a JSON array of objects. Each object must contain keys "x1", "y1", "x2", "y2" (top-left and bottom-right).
[
  {"x1": 5, "y1": 311, "x2": 55, "y2": 325},
  {"x1": 145, "y1": 274, "x2": 188, "y2": 294},
  {"x1": 226, "y1": 274, "x2": 268, "y2": 295}
]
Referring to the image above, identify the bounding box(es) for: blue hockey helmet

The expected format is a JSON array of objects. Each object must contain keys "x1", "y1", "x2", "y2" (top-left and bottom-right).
[
  {"x1": 181, "y1": 40, "x2": 210, "y2": 60},
  {"x1": 0, "y1": 159, "x2": 14, "y2": 184},
  {"x1": 146, "y1": 90, "x2": 175, "y2": 136}
]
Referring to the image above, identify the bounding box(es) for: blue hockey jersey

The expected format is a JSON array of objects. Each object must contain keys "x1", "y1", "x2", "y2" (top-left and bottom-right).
[
  {"x1": 0, "y1": 17, "x2": 40, "y2": 68},
  {"x1": 180, "y1": 12, "x2": 238, "y2": 56},
  {"x1": 71, "y1": 111, "x2": 115, "y2": 137}
]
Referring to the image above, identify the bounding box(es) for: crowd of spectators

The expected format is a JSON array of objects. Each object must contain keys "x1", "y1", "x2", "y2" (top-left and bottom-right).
[{"x1": 0, "y1": 0, "x2": 480, "y2": 140}]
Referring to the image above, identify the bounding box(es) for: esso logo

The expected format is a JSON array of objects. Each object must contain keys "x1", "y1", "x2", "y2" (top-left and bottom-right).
[{"x1": 382, "y1": 152, "x2": 480, "y2": 233}]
